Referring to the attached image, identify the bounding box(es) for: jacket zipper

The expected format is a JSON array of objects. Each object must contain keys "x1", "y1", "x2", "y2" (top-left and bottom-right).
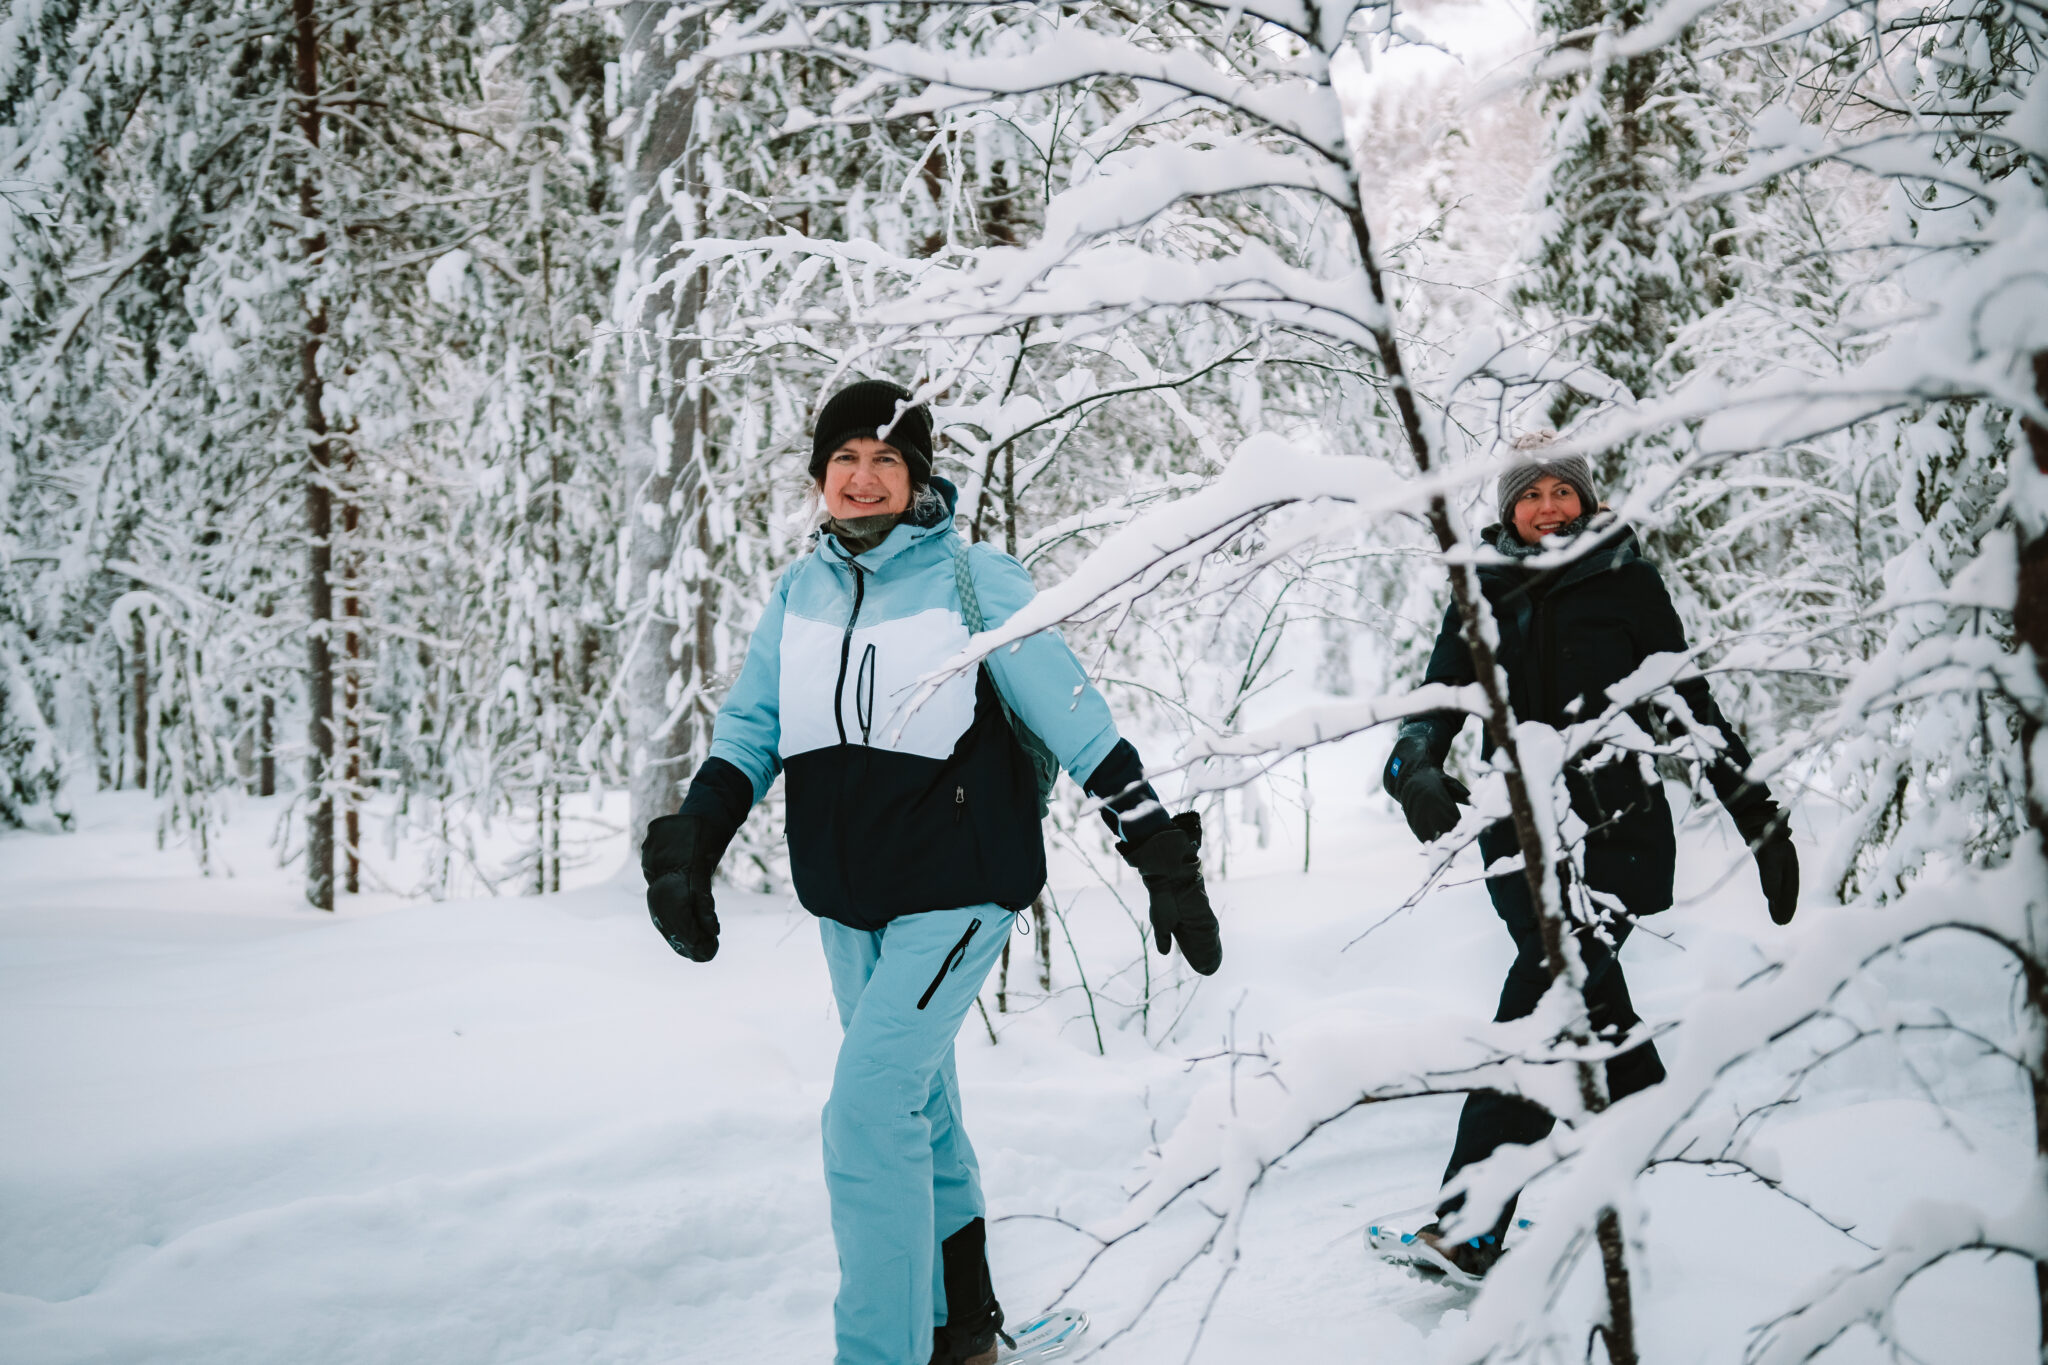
[
  {"x1": 832, "y1": 561, "x2": 866, "y2": 747},
  {"x1": 953, "y1": 784, "x2": 965, "y2": 825},
  {"x1": 917, "y1": 918, "x2": 982, "y2": 1011}
]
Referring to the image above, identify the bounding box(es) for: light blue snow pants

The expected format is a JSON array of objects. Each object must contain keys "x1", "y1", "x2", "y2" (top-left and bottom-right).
[{"x1": 819, "y1": 905, "x2": 1013, "y2": 1365}]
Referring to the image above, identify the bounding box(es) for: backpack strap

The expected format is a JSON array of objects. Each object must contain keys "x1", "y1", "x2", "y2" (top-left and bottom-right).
[
  {"x1": 952, "y1": 537, "x2": 988, "y2": 634},
  {"x1": 951, "y1": 538, "x2": 1059, "y2": 818}
]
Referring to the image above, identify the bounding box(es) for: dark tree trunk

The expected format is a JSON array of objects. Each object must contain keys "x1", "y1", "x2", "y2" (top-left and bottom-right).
[
  {"x1": 546, "y1": 257, "x2": 566, "y2": 896},
  {"x1": 129, "y1": 607, "x2": 147, "y2": 791},
  {"x1": 1034, "y1": 897, "x2": 1051, "y2": 992},
  {"x1": 296, "y1": 0, "x2": 333, "y2": 912},
  {"x1": 1003, "y1": 443, "x2": 1018, "y2": 557},
  {"x1": 89, "y1": 666, "x2": 109, "y2": 790},
  {"x1": 260, "y1": 691, "x2": 276, "y2": 798},
  {"x1": 258, "y1": 598, "x2": 276, "y2": 798},
  {"x1": 2019, "y1": 354, "x2": 2048, "y2": 846},
  {"x1": 2013, "y1": 351, "x2": 2048, "y2": 1358},
  {"x1": 342, "y1": 485, "x2": 361, "y2": 896}
]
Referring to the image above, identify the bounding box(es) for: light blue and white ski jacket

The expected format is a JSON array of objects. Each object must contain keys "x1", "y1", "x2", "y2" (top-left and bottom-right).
[{"x1": 706, "y1": 480, "x2": 1128, "y2": 928}]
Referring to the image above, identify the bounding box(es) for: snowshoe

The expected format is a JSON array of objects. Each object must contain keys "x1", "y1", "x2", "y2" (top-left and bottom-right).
[
  {"x1": 1366, "y1": 1216, "x2": 1529, "y2": 1289},
  {"x1": 996, "y1": 1310, "x2": 1088, "y2": 1362},
  {"x1": 930, "y1": 1219, "x2": 1086, "y2": 1363}
]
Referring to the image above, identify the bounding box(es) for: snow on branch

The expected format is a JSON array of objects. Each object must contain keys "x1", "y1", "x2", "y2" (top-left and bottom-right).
[
  {"x1": 892, "y1": 240, "x2": 1389, "y2": 350},
  {"x1": 1746, "y1": 1179, "x2": 2048, "y2": 1364},
  {"x1": 940, "y1": 431, "x2": 1457, "y2": 656},
  {"x1": 835, "y1": 28, "x2": 1350, "y2": 159}
]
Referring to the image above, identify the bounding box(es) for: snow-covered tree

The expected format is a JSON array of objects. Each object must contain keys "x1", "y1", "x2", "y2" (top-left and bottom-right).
[{"x1": 653, "y1": 0, "x2": 2048, "y2": 1356}]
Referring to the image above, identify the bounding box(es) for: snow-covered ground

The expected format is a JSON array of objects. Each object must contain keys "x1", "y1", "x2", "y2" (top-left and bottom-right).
[{"x1": 0, "y1": 762, "x2": 2034, "y2": 1364}]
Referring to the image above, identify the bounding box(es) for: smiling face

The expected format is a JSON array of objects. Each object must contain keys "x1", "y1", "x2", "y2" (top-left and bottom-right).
[
  {"x1": 1510, "y1": 474, "x2": 1585, "y2": 545},
  {"x1": 820, "y1": 437, "x2": 913, "y2": 519}
]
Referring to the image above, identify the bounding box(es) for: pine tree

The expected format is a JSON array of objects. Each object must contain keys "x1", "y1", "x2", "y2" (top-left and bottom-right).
[{"x1": 1514, "y1": 0, "x2": 1736, "y2": 483}]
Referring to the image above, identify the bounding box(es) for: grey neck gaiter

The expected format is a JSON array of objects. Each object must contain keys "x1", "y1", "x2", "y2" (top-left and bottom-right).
[
  {"x1": 824, "y1": 512, "x2": 902, "y2": 556},
  {"x1": 1497, "y1": 512, "x2": 1594, "y2": 559}
]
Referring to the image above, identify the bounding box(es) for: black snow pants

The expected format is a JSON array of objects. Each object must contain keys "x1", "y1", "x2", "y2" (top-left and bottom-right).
[{"x1": 1436, "y1": 853, "x2": 1667, "y2": 1238}]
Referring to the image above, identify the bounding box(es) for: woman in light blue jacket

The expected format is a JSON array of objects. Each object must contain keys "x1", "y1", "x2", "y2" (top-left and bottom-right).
[{"x1": 641, "y1": 380, "x2": 1220, "y2": 1365}]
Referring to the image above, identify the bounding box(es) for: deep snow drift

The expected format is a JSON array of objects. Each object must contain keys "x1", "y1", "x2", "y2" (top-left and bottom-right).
[{"x1": 0, "y1": 770, "x2": 2033, "y2": 1364}]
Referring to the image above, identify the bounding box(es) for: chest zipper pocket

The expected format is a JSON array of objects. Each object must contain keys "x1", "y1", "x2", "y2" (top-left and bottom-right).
[
  {"x1": 855, "y1": 643, "x2": 877, "y2": 745},
  {"x1": 953, "y1": 785, "x2": 965, "y2": 825},
  {"x1": 917, "y1": 918, "x2": 982, "y2": 1011}
]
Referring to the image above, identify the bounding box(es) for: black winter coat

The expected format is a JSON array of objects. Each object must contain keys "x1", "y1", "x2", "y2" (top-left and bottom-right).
[{"x1": 1403, "y1": 523, "x2": 1775, "y2": 912}]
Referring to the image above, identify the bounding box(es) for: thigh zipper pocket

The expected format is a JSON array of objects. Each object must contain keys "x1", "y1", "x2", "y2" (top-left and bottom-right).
[{"x1": 916, "y1": 918, "x2": 982, "y2": 1011}]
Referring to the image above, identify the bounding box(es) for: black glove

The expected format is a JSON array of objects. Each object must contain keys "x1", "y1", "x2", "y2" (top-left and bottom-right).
[
  {"x1": 642, "y1": 813, "x2": 730, "y2": 962},
  {"x1": 1117, "y1": 812, "x2": 1221, "y2": 975},
  {"x1": 1384, "y1": 729, "x2": 1470, "y2": 843},
  {"x1": 643, "y1": 758, "x2": 752, "y2": 961},
  {"x1": 1397, "y1": 767, "x2": 1471, "y2": 843},
  {"x1": 1734, "y1": 806, "x2": 1799, "y2": 925}
]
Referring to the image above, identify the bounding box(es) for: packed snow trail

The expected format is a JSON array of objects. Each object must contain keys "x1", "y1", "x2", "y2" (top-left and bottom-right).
[{"x1": 0, "y1": 790, "x2": 2031, "y2": 1363}]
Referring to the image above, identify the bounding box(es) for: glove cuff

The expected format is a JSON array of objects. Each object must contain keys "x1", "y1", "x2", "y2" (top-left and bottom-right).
[
  {"x1": 1731, "y1": 800, "x2": 1785, "y2": 845},
  {"x1": 645, "y1": 757, "x2": 751, "y2": 880},
  {"x1": 1117, "y1": 811, "x2": 1202, "y2": 869},
  {"x1": 1084, "y1": 739, "x2": 1173, "y2": 845},
  {"x1": 1384, "y1": 730, "x2": 1436, "y2": 798},
  {"x1": 678, "y1": 757, "x2": 753, "y2": 837}
]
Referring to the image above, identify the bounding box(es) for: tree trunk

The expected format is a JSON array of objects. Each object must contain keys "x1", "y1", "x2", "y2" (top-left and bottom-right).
[
  {"x1": 2011, "y1": 350, "x2": 2048, "y2": 1358},
  {"x1": 1003, "y1": 443, "x2": 1018, "y2": 557},
  {"x1": 618, "y1": 1, "x2": 706, "y2": 855},
  {"x1": 296, "y1": 0, "x2": 334, "y2": 912},
  {"x1": 258, "y1": 597, "x2": 276, "y2": 797},
  {"x1": 341, "y1": 483, "x2": 361, "y2": 896},
  {"x1": 89, "y1": 668, "x2": 109, "y2": 790},
  {"x1": 547, "y1": 415, "x2": 565, "y2": 897},
  {"x1": 2019, "y1": 352, "x2": 2048, "y2": 848},
  {"x1": 260, "y1": 690, "x2": 276, "y2": 798},
  {"x1": 1595, "y1": 1207, "x2": 1640, "y2": 1365},
  {"x1": 539, "y1": 223, "x2": 566, "y2": 897},
  {"x1": 1034, "y1": 897, "x2": 1052, "y2": 992},
  {"x1": 129, "y1": 606, "x2": 147, "y2": 791}
]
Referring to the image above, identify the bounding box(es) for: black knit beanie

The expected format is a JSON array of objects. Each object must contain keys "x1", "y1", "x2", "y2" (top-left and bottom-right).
[{"x1": 810, "y1": 380, "x2": 934, "y2": 485}]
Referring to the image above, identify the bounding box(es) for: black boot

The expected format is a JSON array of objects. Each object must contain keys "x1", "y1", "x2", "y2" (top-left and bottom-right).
[{"x1": 930, "y1": 1218, "x2": 1010, "y2": 1365}]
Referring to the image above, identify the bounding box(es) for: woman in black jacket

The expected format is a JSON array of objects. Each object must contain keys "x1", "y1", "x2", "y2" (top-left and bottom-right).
[{"x1": 1380, "y1": 451, "x2": 1799, "y2": 1278}]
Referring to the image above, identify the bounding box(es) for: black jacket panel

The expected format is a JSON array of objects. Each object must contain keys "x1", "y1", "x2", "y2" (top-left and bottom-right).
[{"x1": 781, "y1": 670, "x2": 1046, "y2": 930}]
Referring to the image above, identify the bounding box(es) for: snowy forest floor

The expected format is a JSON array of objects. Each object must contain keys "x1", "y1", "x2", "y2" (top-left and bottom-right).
[{"x1": 0, "y1": 772, "x2": 2036, "y2": 1364}]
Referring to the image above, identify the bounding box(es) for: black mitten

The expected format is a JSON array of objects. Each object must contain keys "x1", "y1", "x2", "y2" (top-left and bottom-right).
[
  {"x1": 641, "y1": 758, "x2": 751, "y2": 962},
  {"x1": 1117, "y1": 812, "x2": 1222, "y2": 975},
  {"x1": 1397, "y1": 767, "x2": 1471, "y2": 843},
  {"x1": 1384, "y1": 729, "x2": 1470, "y2": 843},
  {"x1": 641, "y1": 814, "x2": 726, "y2": 961},
  {"x1": 1732, "y1": 804, "x2": 1798, "y2": 925}
]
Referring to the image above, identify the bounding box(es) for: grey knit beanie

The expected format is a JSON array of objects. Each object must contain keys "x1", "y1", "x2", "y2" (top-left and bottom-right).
[{"x1": 1497, "y1": 452, "x2": 1598, "y2": 530}]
